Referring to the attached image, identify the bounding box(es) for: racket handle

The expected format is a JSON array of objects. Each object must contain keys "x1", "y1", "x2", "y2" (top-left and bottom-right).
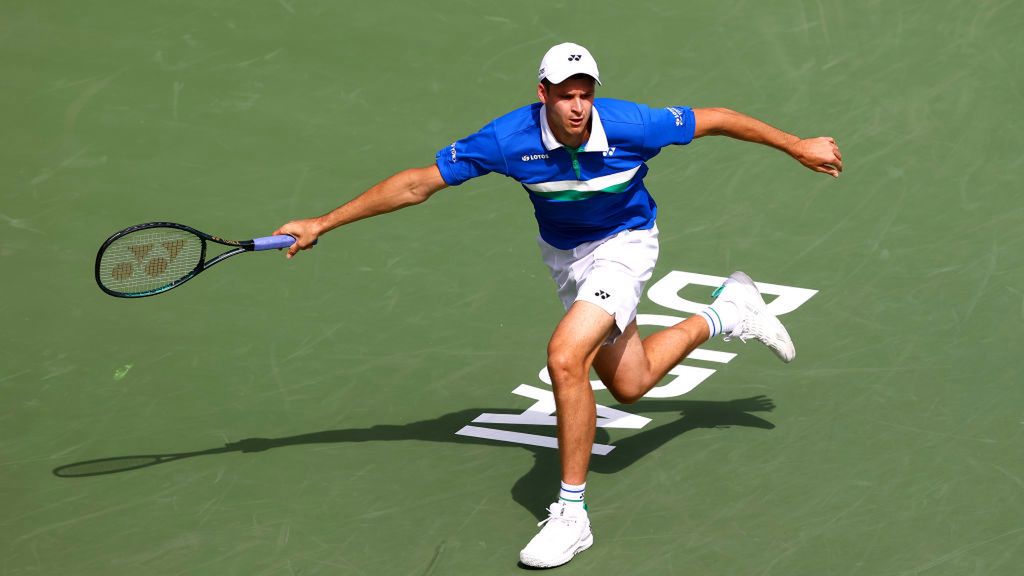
[{"x1": 253, "y1": 235, "x2": 303, "y2": 251}]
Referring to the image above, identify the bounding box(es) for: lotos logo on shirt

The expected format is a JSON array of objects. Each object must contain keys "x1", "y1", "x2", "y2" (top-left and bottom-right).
[
  {"x1": 449, "y1": 142, "x2": 457, "y2": 162},
  {"x1": 521, "y1": 153, "x2": 550, "y2": 162}
]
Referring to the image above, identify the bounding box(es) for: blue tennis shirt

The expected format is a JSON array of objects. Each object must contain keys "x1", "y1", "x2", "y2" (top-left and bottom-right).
[{"x1": 434, "y1": 98, "x2": 696, "y2": 250}]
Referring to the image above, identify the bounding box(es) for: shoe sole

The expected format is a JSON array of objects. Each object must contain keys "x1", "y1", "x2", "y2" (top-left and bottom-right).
[
  {"x1": 519, "y1": 532, "x2": 594, "y2": 568},
  {"x1": 761, "y1": 312, "x2": 796, "y2": 363}
]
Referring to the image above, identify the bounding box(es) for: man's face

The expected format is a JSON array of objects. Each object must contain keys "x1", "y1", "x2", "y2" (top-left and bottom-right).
[{"x1": 538, "y1": 76, "x2": 596, "y2": 144}]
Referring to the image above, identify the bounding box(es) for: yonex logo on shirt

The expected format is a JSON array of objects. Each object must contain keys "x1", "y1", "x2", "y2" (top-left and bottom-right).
[
  {"x1": 595, "y1": 290, "x2": 611, "y2": 300},
  {"x1": 667, "y1": 107, "x2": 686, "y2": 127}
]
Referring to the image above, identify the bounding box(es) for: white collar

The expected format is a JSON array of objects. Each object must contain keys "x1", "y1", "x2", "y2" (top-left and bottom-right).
[{"x1": 539, "y1": 104, "x2": 609, "y2": 152}]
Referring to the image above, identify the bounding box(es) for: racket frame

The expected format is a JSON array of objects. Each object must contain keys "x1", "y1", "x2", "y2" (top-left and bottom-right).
[{"x1": 95, "y1": 221, "x2": 261, "y2": 298}]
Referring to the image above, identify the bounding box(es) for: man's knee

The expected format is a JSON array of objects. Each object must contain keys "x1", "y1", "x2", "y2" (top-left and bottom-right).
[
  {"x1": 546, "y1": 347, "x2": 588, "y2": 387},
  {"x1": 547, "y1": 352, "x2": 581, "y2": 383}
]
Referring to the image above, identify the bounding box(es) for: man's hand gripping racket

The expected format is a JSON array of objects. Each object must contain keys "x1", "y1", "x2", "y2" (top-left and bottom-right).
[{"x1": 271, "y1": 217, "x2": 323, "y2": 259}]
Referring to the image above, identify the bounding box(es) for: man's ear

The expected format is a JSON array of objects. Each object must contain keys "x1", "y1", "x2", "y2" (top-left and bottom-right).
[{"x1": 537, "y1": 83, "x2": 548, "y2": 104}]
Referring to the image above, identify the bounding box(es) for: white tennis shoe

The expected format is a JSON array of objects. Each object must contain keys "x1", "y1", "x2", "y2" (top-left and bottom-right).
[
  {"x1": 714, "y1": 271, "x2": 796, "y2": 363},
  {"x1": 519, "y1": 501, "x2": 593, "y2": 568}
]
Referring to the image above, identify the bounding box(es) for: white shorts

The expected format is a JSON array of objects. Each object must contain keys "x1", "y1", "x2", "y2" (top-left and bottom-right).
[{"x1": 538, "y1": 225, "x2": 660, "y2": 345}]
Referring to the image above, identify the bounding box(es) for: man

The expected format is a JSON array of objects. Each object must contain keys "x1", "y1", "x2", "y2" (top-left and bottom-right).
[{"x1": 273, "y1": 42, "x2": 842, "y2": 568}]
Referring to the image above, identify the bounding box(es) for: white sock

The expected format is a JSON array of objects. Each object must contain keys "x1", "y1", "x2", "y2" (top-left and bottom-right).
[
  {"x1": 699, "y1": 301, "x2": 739, "y2": 338},
  {"x1": 559, "y1": 481, "x2": 586, "y2": 508}
]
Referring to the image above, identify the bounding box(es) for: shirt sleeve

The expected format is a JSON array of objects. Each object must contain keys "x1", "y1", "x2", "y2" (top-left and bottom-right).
[
  {"x1": 434, "y1": 122, "x2": 507, "y2": 186},
  {"x1": 642, "y1": 105, "x2": 696, "y2": 151}
]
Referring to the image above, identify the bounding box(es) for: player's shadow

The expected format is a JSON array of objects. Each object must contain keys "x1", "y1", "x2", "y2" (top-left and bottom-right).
[
  {"x1": 509, "y1": 395, "x2": 775, "y2": 518},
  {"x1": 52, "y1": 395, "x2": 774, "y2": 518}
]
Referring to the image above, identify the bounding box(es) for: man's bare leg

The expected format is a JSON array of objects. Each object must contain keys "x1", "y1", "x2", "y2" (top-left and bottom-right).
[
  {"x1": 594, "y1": 316, "x2": 711, "y2": 404},
  {"x1": 546, "y1": 300, "x2": 617, "y2": 483},
  {"x1": 519, "y1": 301, "x2": 608, "y2": 568},
  {"x1": 548, "y1": 305, "x2": 713, "y2": 478}
]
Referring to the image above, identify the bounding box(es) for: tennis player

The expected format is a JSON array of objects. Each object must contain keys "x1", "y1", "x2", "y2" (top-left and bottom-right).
[{"x1": 273, "y1": 42, "x2": 842, "y2": 568}]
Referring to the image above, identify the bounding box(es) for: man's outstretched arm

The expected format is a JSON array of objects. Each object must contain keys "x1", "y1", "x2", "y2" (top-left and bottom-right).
[
  {"x1": 272, "y1": 164, "x2": 449, "y2": 258},
  {"x1": 692, "y1": 107, "x2": 843, "y2": 178}
]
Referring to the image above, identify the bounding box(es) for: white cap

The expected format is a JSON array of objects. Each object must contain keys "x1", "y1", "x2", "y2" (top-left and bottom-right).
[{"x1": 538, "y1": 42, "x2": 602, "y2": 85}]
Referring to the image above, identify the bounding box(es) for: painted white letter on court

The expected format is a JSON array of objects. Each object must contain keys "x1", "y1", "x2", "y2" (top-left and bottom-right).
[{"x1": 647, "y1": 271, "x2": 818, "y2": 316}]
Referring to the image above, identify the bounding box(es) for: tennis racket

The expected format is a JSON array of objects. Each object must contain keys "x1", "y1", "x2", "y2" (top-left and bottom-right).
[{"x1": 95, "y1": 221, "x2": 311, "y2": 298}]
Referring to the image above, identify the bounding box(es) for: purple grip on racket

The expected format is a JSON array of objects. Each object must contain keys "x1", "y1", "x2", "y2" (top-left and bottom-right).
[{"x1": 252, "y1": 235, "x2": 299, "y2": 251}]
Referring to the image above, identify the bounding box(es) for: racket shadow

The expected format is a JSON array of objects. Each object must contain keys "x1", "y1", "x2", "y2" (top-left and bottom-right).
[
  {"x1": 52, "y1": 395, "x2": 775, "y2": 517},
  {"x1": 52, "y1": 448, "x2": 234, "y2": 478}
]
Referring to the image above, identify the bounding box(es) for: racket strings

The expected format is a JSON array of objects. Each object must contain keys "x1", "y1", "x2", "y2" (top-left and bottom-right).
[{"x1": 98, "y1": 228, "x2": 203, "y2": 295}]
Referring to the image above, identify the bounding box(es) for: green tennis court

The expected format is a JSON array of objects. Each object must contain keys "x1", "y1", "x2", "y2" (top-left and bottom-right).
[{"x1": 3, "y1": 1, "x2": 1022, "y2": 574}]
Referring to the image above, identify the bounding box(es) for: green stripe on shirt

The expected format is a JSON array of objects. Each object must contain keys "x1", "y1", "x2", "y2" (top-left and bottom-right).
[{"x1": 529, "y1": 179, "x2": 633, "y2": 202}]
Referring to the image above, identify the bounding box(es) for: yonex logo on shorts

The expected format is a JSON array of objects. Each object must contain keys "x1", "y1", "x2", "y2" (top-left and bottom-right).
[
  {"x1": 595, "y1": 290, "x2": 611, "y2": 300},
  {"x1": 568, "y1": 54, "x2": 581, "y2": 61}
]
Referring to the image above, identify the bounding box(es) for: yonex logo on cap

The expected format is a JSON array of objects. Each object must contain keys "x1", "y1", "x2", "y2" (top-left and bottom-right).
[{"x1": 536, "y1": 43, "x2": 601, "y2": 85}]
